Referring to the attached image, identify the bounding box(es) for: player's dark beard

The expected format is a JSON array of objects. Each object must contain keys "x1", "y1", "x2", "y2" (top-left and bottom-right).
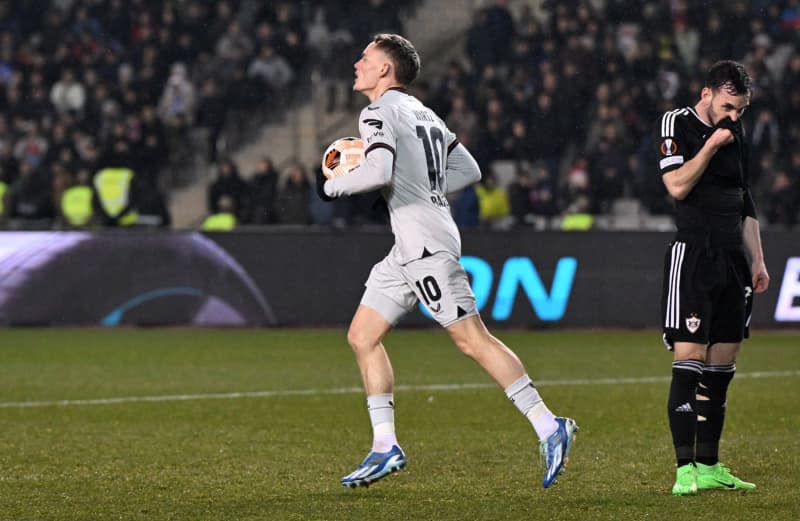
[{"x1": 706, "y1": 101, "x2": 718, "y2": 126}]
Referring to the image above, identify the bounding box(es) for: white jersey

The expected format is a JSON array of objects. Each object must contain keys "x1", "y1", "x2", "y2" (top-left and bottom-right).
[{"x1": 358, "y1": 88, "x2": 461, "y2": 264}]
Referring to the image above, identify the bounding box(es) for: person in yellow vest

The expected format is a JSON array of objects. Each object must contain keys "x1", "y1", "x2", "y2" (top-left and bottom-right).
[
  {"x1": 475, "y1": 173, "x2": 511, "y2": 227},
  {"x1": 0, "y1": 177, "x2": 7, "y2": 223},
  {"x1": 560, "y1": 212, "x2": 594, "y2": 231},
  {"x1": 202, "y1": 194, "x2": 237, "y2": 231},
  {"x1": 93, "y1": 166, "x2": 138, "y2": 226},
  {"x1": 60, "y1": 170, "x2": 95, "y2": 228}
]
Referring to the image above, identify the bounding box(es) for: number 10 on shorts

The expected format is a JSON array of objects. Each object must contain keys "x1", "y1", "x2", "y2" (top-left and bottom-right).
[{"x1": 415, "y1": 276, "x2": 442, "y2": 314}]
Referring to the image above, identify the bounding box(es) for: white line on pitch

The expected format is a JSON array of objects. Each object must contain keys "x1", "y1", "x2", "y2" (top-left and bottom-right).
[{"x1": 1, "y1": 370, "x2": 798, "y2": 409}]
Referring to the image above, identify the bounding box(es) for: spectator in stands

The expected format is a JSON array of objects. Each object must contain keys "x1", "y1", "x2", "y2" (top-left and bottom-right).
[
  {"x1": 92, "y1": 166, "x2": 138, "y2": 227},
  {"x1": 158, "y1": 62, "x2": 196, "y2": 156},
  {"x1": 562, "y1": 156, "x2": 592, "y2": 215},
  {"x1": 508, "y1": 167, "x2": 534, "y2": 226},
  {"x1": 246, "y1": 157, "x2": 279, "y2": 225},
  {"x1": 446, "y1": 93, "x2": 479, "y2": 146},
  {"x1": 508, "y1": 163, "x2": 559, "y2": 226},
  {"x1": 13, "y1": 121, "x2": 49, "y2": 171},
  {"x1": 353, "y1": 0, "x2": 404, "y2": 46},
  {"x1": 529, "y1": 91, "x2": 565, "y2": 177},
  {"x1": 588, "y1": 122, "x2": 630, "y2": 213},
  {"x1": 279, "y1": 29, "x2": 306, "y2": 77},
  {"x1": 435, "y1": 60, "x2": 472, "y2": 118},
  {"x1": 505, "y1": 118, "x2": 535, "y2": 163},
  {"x1": 591, "y1": 155, "x2": 627, "y2": 215},
  {"x1": 311, "y1": 2, "x2": 359, "y2": 113},
  {"x1": 274, "y1": 163, "x2": 311, "y2": 225},
  {"x1": 136, "y1": 106, "x2": 169, "y2": 185},
  {"x1": 673, "y1": 19, "x2": 701, "y2": 71},
  {"x1": 484, "y1": 0, "x2": 515, "y2": 65},
  {"x1": 59, "y1": 169, "x2": 94, "y2": 229},
  {"x1": 310, "y1": 165, "x2": 337, "y2": 226},
  {"x1": 475, "y1": 173, "x2": 511, "y2": 228},
  {"x1": 466, "y1": 9, "x2": 496, "y2": 73},
  {"x1": 765, "y1": 167, "x2": 798, "y2": 228},
  {"x1": 6, "y1": 161, "x2": 54, "y2": 225},
  {"x1": 0, "y1": 169, "x2": 9, "y2": 223},
  {"x1": 50, "y1": 68, "x2": 86, "y2": 117},
  {"x1": 701, "y1": 12, "x2": 733, "y2": 64},
  {"x1": 195, "y1": 78, "x2": 227, "y2": 164},
  {"x1": 452, "y1": 184, "x2": 479, "y2": 228},
  {"x1": 216, "y1": 20, "x2": 254, "y2": 67},
  {"x1": 202, "y1": 194, "x2": 237, "y2": 231},
  {"x1": 132, "y1": 177, "x2": 171, "y2": 228},
  {"x1": 208, "y1": 157, "x2": 248, "y2": 220},
  {"x1": 247, "y1": 45, "x2": 294, "y2": 99},
  {"x1": 751, "y1": 108, "x2": 781, "y2": 168}
]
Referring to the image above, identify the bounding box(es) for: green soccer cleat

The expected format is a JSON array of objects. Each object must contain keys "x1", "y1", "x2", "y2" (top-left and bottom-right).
[
  {"x1": 696, "y1": 462, "x2": 756, "y2": 491},
  {"x1": 672, "y1": 463, "x2": 698, "y2": 496}
]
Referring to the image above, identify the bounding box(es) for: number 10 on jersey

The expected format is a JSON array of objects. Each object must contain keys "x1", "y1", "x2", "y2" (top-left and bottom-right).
[{"x1": 416, "y1": 125, "x2": 447, "y2": 205}]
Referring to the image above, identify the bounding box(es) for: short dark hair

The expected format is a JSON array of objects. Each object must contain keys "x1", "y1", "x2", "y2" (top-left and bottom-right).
[
  {"x1": 372, "y1": 33, "x2": 420, "y2": 85},
  {"x1": 705, "y1": 60, "x2": 751, "y2": 96}
]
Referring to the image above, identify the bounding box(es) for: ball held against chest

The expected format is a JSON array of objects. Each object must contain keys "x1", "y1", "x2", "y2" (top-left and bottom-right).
[{"x1": 322, "y1": 137, "x2": 365, "y2": 179}]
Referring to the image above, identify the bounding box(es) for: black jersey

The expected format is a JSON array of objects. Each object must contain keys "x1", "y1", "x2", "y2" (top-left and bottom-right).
[{"x1": 656, "y1": 106, "x2": 754, "y2": 239}]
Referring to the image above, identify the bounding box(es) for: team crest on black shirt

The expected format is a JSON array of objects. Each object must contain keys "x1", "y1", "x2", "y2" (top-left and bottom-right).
[
  {"x1": 660, "y1": 138, "x2": 679, "y2": 156},
  {"x1": 685, "y1": 313, "x2": 701, "y2": 333}
]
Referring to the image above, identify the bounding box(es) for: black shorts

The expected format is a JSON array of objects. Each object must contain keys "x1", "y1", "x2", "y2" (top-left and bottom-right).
[{"x1": 661, "y1": 237, "x2": 753, "y2": 348}]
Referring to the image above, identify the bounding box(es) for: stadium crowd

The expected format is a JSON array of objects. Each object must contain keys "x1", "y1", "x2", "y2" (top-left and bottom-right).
[
  {"x1": 428, "y1": 0, "x2": 800, "y2": 231},
  {"x1": 0, "y1": 0, "x2": 365, "y2": 229},
  {"x1": 0, "y1": 0, "x2": 798, "y2": 230},
  {"x1": 229, "y1": 0, "x2": 800, "y2": 230}
]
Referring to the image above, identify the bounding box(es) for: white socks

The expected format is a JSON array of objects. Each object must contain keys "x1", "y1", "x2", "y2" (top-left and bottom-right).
[
  {"x1": 505, "y1": 375, "x2": 558, "y2": 441},
  {"x1": 366, "y1": 378, "x2": 556, "y2": 452},
  {"x1": 367, "y1": 393, "x2": 398, "y2": 452}
]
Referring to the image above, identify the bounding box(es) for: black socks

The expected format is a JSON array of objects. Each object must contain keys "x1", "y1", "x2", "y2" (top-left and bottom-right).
[{"x1": 667, "y1": 359, "x2": 704, "y2": 466}]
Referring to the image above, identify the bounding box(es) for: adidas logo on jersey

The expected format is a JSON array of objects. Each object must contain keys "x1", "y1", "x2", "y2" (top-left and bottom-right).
[{"x1": 675, "y1": 402, "x2": 693, "y2": 413}]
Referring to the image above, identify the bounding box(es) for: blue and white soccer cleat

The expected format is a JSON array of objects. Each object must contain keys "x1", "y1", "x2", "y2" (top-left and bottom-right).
[
  {"x1": 540, "y1": 417, "x2": 578, "y2": 489},
  {"x1": 341, "y1": 445, "x2": 407, "y2": 488}
]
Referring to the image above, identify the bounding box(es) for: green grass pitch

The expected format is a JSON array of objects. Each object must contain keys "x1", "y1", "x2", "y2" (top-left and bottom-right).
[{"x1": 0, "y1": 328, "x2": 798, "y2": 520}]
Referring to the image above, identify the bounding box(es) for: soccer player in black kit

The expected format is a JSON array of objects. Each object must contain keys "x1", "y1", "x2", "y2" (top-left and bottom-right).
[{"x1": 657, "y1": 60, "x2": 770, "y2": 495}]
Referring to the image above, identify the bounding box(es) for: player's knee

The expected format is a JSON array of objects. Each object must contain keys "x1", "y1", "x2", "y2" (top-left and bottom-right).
[
  {"x1": 346, "y1": 327, "x2": 377, "y2": 353},
  {"x1": 452, "y1": 331, "x2": 494, "y2": 361},
  {"x1": 453, "y1": 336, "x2": 478, "y2": 358},
  {"x1": 699, "y1": 367, "x2": 735, "y2": 405}
]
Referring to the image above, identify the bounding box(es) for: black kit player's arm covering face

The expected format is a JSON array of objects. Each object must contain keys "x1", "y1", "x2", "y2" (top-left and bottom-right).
[{"x1": 715, "y1": 116, "x2": 744, "y2": 141}]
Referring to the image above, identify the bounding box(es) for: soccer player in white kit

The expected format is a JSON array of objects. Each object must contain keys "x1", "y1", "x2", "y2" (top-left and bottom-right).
[{"x1": 317, "y1": 34, "x2": 578, "y2": 489}]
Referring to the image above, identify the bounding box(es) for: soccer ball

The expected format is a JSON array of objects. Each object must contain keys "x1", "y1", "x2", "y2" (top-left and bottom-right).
[{"x1": 322, "y1": 137, "x2": 364, "y2": 179}]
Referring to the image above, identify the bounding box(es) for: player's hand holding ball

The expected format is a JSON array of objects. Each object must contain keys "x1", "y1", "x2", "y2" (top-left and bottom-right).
[
  {"x1": 322, "y1": 137, "x2": 364, "y2": 179},
  {"x1": 316, "y1": 137, "x2": 364, "y2": 201}
]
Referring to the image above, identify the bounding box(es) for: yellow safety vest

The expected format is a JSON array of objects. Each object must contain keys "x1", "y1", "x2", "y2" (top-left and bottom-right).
[
  {"x1": 0, "y1": 181, "x2": 6, "y2": 216},
  {"x1": 561, "y1": 213, "x2": 594, "y2": 231},
  {"x1": 475, "y1": 185, "x2": 510, "y2": 220},
  {"x1": 93, "y1": 167, "x2": 134, "y2": 218},
  {"x1": 202, "y1": 212, "x2": 236, "y2": 231},
  {"x1": 61, "y1": 185, "x2": 94, "y2": 226}
]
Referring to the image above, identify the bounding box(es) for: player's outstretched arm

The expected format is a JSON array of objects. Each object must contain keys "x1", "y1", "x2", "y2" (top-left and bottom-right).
[
  {"x1": 445, "y1": 143, "x2": 481, "y2": 193},
  {"x1": 323, "y1": 148, "x2": 394, "y2": 199}
]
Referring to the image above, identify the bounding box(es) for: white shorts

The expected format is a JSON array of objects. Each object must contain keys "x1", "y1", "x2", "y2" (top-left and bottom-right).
[{"x1": 360, "y1": 249, "x2": 478, "y2": 327}]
